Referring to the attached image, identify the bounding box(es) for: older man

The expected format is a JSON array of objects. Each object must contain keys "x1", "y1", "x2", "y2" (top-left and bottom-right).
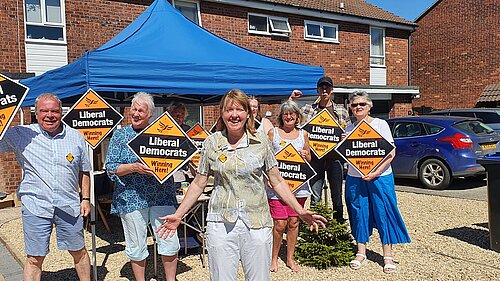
[
  {"x1": 0, "y1": 93, "x2": 91, "y2": 281},
  {"x1": 290, "y1": 76, "x2": 351, "y2": 222}
]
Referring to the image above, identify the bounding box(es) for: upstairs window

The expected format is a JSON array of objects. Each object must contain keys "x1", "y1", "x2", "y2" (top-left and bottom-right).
[
  {"x1": 25, "y1": 0, "x2": 65, "y2": 42},
  {"x1": 370, "y1": 27, "x2": 385, "y2": 66},
  {"x1": 173, "y1": 0, "x2": 201, "y2": 25},
  {"x1": 248, "y1": 14, "x2": 291, "y2": 36},
  {"x1": 304, "y1": 21, "x2": 338, "y2": 43}
]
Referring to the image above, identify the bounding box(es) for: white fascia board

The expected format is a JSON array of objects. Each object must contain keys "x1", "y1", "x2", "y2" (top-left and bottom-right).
[
  {"x1": 333, "y1": 87, "x2": 420, "y2": 94},
  {"x1": 206, "y1": 0, "x2": 415, "y2": 31}
]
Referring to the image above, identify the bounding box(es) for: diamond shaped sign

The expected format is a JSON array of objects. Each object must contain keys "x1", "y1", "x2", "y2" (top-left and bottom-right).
[
  {"x1": 275, "y1": 143, "x2": 317, "y2": 193},
  {"x1": 62, "y1": 89, "x2": 124, "y2": 149},
  {"x1": 0, "y1": 74, "x2": 29, "y2": 140},
  {"x1": 335, "y1": 120, "x2": 395, "y2": 176},
  {"x1": 300, "y1": 108, "x2": 344, "y2": 159},
  {"x1": 128, "y1": 112, "x2": 198, "y2": 184},
  {"x1": 186, "y1": 123, "x2": 211, "y2": 168}
]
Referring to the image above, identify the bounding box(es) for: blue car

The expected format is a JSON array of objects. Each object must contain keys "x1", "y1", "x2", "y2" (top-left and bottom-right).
[{"x1": 387, "y1": 116, "x2": 500, "y2": 189}]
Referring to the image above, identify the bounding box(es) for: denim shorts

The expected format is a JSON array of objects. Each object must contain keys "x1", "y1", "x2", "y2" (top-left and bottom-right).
[
  {"x1": 22, "y1": 205, "x2": 85, "y2": 256},
  {"x1": 120, "y1": 205, "x2": 180, "y2": 261}
]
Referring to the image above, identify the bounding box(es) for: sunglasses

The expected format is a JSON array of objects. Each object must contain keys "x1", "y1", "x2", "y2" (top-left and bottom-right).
[{"x1": 350, "y1": 102, "x2": 367, "y2": 107}]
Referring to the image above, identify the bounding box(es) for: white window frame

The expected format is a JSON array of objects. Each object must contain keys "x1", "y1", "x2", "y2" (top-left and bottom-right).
[
  {"x1": 304, "y1": 20, "x2": 339, "y2": 43},
  {"x1": 24, "y1": 0, "x2": 66, "y2": 44},
  {"x1": 173, "y1": 0, "x2": 202, "y2": 26},
  {"x1": 248, "y1": 13, "x2": 290, "y2": 37},
  {"x1": 370, "y1": 26, "x2": 386, "y2": 67}
]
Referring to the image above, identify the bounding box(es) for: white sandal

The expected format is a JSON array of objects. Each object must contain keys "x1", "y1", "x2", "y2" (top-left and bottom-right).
[
  {"x1": 349, "y1": 253, "x2": 367, "y2": 270},
  {"x1": 383, "y1": 256, "x2": 397, "y2": 273}
]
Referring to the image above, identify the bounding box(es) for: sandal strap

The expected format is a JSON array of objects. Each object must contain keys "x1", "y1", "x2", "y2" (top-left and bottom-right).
[
  {"x1": 383, "y1": 256, "x2": 394, "y2": 261},
  {"x1": 350, "y1": 260, "x2": 362, "y2": 267},
  {"x1": 356, "y1": 253, "x2": 367, "y2": 259}
]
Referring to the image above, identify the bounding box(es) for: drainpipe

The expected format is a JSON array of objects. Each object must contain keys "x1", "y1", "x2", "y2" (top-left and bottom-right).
[
  {"x1": 19, "y1": 108, "x2": 24, "y2": 125},
  {"x1": 408, "y1": 33, "x2": 412, "y2": 86}
]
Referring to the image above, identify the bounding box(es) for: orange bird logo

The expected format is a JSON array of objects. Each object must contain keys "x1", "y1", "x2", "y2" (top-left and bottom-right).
[
  {"x1": 84, "y1": 97, "x2": 98, "y2": 107},
  {"x1": 357, "y1": 128, "x2": 371, "y2": 138},
  {"x1": 157, "y1": 121, "x2": 173, "y2": 133}
]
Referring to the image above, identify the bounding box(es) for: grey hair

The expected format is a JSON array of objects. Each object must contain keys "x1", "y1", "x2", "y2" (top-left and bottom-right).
[
  {"x1": 35, "y1": 93, "x2": 62, "y2": 112},
  {"x1": 131, "y1": 92, "x2": 155, "y2": 117},
  {"x1": 166, "y1": 102, "x2": 188, "y2": 118},
  {"x1": 277, "y1": 100, "x2": 304, "y2": 128},
  {"x1": 348, "y1": 90, "x2": 373, "y2": 108}
]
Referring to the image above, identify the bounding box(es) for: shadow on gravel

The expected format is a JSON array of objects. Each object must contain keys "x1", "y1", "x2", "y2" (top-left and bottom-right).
[
  {"x1": 40, "y1": 266, "x2": 109, "y2": 281},
  {"x1": 435, "y1": 226, "x2": 489, "y2": 249},
  {"x1": 474, "y1": 222, "x2": 489, "y2": 230},
  {"x1": 395, "y1": 177, "x2": 486, "y2": 190},
  {"x1": 117, "y1": 246, "x2": 194, "y2": 281}
]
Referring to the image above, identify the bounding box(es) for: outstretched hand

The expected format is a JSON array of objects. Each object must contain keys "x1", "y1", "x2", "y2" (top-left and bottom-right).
[
  {"x1": 156, "y1": 214, "x2": 182, "y2": 239},
  {"x1": 299, "y1": 210, "x2": 327, "y2": 233}
]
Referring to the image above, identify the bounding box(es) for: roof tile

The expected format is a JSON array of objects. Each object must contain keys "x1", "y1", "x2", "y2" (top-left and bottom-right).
[
  {"x1": 256, "y1": 0, "x2": 415, "y2": 25},
  {"x1": 478, "y1": 84, "x2": 500, "y2": 102}
]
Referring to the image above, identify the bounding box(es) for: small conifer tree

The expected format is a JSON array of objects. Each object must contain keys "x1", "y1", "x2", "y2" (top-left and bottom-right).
[{"x1": 295, "y1": 204, "x2": 355, "y2": 269}]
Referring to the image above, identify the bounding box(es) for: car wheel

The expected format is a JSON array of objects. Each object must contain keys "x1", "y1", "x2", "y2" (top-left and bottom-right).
[{"x1": 418, "y1": 159, "x2": 451, "y2": 190}]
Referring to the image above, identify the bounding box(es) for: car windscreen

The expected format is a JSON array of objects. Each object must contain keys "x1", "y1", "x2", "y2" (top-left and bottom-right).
[
  {"x1": 474, "y1": 111, "x2": 500, "y2": 124},
  {"x1": 452, "y1": 120, "x2": 495, "y2": 135}
]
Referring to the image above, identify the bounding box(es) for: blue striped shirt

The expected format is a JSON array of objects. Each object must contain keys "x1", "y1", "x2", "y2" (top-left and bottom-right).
[{"x1": 0, "y1": 124, "x2": 91, "y2": 218}]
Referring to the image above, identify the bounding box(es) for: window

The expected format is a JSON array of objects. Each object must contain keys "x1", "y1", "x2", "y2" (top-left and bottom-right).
[
  {"x1": 370, "y1": 27, "x2": 385, "y2": 66},
  {"x1": 25, "y1": 0, "x2": 65, "y2": 42},
  {"x1": 454, "y1": 121, "x2": 495, "y2": 135},
  {"x1": 424, "y1": 124, "x2": 444, "y2": 135},
  {"x1": 173, "y1": 0, "x2": 201, "y2": 25},
  {"x1": 304, "y1": 21, "x2": 338, "y2": 43},
  {"x1": 393, "y1": 122, "x2": 426, "y2": 138},
  {"x1": 248, "y1": 14, "x2": 290, "y2": 36},
  {"x1": 449, "y1": 111, "x2": 475, "y2": 118}
]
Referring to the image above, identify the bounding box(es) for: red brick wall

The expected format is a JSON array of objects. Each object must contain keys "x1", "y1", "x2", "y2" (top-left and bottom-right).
[
  {"x1": 65, "y1": 0, "x2": 152, "y2": 61},
  {"x1": 411, "y1": 0, "x2": 500, "y2": 110},
  {"x1": 0, "y1": 0, "x2": 26, "y2": 72},
  {"x1": 201, "y1": 2, "x2": 410, "y2": 86}
]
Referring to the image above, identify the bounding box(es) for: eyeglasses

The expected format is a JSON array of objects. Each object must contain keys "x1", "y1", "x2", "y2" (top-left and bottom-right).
[{"x1": 350, "y1": 102, "x2": 367, "y2": 107}]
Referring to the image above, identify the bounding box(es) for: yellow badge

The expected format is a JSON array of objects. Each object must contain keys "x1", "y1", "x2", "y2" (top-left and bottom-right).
[
  {"x1": 66, "y1": 153, "x2": 74, "y2": 163},
  {"x1": 279, "y1": 140, "x2": 287, "y2": 147},
  {"x1": 218, "y1": 154, "x2": 227, "y2": 163}
]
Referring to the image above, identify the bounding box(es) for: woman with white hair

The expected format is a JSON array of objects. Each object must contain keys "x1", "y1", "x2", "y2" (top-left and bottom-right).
[
  {"x1": 345, "y1": 90, "x2": 410, "y2": 274},
  {"x1": 105, "y1": 92, "x2": 179, "y2": 281}
]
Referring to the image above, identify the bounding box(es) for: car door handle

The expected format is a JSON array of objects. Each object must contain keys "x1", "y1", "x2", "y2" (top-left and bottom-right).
[{"x1": 410, "y1": 142, "x2": 419, "y2": 147}]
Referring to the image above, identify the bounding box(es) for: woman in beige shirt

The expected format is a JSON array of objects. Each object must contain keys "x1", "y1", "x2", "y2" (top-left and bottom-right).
[{"x1": 157, "y1": 89, "x2": 326, "y2": 281}]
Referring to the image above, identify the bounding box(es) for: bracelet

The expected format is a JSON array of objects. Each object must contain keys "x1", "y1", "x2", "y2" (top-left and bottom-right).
[{"x1": 82, "y1": 197, "x2": 91, "y2": 202}]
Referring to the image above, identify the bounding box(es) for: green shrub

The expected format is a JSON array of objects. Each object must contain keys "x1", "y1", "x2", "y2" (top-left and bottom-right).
[{"x1": 295, "y1": 204, "x2": 355, "y2": 269}]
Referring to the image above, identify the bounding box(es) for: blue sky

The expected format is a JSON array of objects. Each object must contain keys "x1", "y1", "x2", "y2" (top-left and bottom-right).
[{"x1": 364, "y1": 0, "x2": 437, "y2": 21}]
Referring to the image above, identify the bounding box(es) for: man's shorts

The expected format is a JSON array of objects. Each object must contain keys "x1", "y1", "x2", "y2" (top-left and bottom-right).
[
  {"x1": 268, "y1": 197, "x2": 307, "y2": 220},
  {"x1": 120, "y1": 206, "x2": 180, "y2": 261},
  {"x1": 22, "y1": 205, "x2": 85, "y2": 256}
]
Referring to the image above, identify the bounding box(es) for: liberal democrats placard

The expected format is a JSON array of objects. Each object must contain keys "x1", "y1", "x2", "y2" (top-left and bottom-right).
[
  {"x1": 186, "y1": 123, "x2": 210, "y2": 168},
  {"x1": 62, "y1": 89, "x2": 123, "y2": 149},
  {"x1": 0, "y1": 74, "x2": 29, "y2": 140},
  {"x1": 128, "y1": 112, "x2": 198, "y2": 183},
  {"x1": 300, "y1": 109, "x2": 344, "y2": 159},
  {"x1": 275, "y1": 143, "x2": 316, "y2": 193},
  {"x1": 335, "y1": 120, "x2": 395, "y2": 176}
]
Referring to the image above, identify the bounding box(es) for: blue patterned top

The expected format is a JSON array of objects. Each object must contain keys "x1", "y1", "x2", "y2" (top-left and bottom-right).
[{"x1": 105, "y1": 126, "x2": 178, "y2": 214}]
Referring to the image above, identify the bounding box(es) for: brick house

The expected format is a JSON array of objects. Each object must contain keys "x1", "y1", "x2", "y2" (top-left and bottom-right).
[
  {"x1": 0, "y1": 0, "x2": 417, "y2": 195},
  {"x1": 411, "y1": 0, "x2": 500, "y2": 112}
]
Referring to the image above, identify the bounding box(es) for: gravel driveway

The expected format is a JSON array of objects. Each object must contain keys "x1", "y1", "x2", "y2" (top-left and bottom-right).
[{"x1": 0, "y1": 191, "x2": 499, "y2": 280}]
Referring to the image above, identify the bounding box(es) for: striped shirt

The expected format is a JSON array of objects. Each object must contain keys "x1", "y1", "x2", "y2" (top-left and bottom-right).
[{"x1": 0, "y1": 124, "x2": 91, "y2": 218}]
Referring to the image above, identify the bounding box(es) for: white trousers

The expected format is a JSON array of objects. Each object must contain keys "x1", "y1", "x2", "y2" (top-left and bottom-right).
[{"x1": 206, "y1": 219, "x2": 272, "y2": 281}]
